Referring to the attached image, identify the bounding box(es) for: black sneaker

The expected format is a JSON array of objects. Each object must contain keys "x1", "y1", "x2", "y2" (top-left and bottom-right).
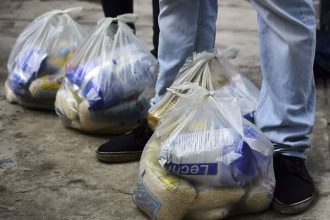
[
  {"x1": 96, "y1": 121, "x2": 153, "y2": 163},
  {"x1": 272, "y1": 154, "x2": 315, "y2": 214}
]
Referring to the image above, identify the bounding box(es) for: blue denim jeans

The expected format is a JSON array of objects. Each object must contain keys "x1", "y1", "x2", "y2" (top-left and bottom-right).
[{"x1": 153, "y1": 0, "x2": 316, "y2": 159}]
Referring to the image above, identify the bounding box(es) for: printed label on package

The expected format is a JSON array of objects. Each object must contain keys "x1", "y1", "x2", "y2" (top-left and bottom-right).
[
  {"x1": 132, "y1": 170, "x2": 160, "y2": 220},
  {"x1": 165, "y1": 162, "x2": 218, "y2": 176}
]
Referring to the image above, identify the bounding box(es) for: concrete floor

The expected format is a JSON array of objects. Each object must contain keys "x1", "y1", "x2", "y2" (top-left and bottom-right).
[{"x1": 0, "y1": 0, "x2": 329, "y2": 219}]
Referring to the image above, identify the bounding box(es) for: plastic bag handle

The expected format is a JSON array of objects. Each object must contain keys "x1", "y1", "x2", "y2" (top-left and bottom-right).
[
  {"x1": 168, "y1": 82, "x2": 220, "y2": 97},
  {"x1": 215, "y1": 48, "x2": 240, "y2": 61},
  {"x1": 166, "y1": 82, "x2": 204, "y2": 98},
  {"x1": 193, "y1": 50, "x2": 217, "y2": 61},
  {"x1": 97, "y1": 13, "x2": 138, "y2": 26},
  {"x1": 215, "y1": 48, "x2": 243, "y2": 82},
  {"x1": 50, "y1": 7, "x2": 83, "y2": 15},
  {"x1": 117, "y1": 13, "x2": 138, "y2": 24},
  {"x1": 190, "y1": 47, "x2": 239, "y2": 63}
]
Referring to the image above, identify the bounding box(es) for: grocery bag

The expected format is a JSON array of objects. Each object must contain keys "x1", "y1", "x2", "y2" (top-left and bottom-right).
[
  {"x1": 5, "y1": 7, "x2": 86, "y2": 110},
  {"x1": 147, "y1": 48, "x2": 259, "y2": 130},
  {"x1": 156, "y1": 83, "x2": 274, "y2": 187},
  {"x1": 132, "y1": 132, "x2": 275, "y2": 220},
  {"x1": 55, "y1": 14, "x2": 158, "y2": 134}
]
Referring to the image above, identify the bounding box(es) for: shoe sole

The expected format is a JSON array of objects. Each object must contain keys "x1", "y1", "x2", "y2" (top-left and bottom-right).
[
  {"x1": 96, "y1": 151, "x2": 142, "y2": 163},
  {"x1": 272, "y1": 194, "x2": 314, "y2": 214}
]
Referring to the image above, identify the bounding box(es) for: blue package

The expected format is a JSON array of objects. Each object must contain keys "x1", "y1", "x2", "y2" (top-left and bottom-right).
[
  {"x1": 66, "y1": 60, "x2": 125, "y2": 109},
  {"x1": 9, "y1": 49, "x2": 47, "y2": 95},
  {"x1": 88, "y1": 91, "x2": 150, "y2": 123},
  {"x1": 230, "y1": 141, "x2": 261, "y2": 185},
  {"x1": 229, "y1": 125, "x2": 271, "y2": 186},
  {"x1": 162, "y1": 124, "x2": 272, "y2": 187},
  {"x1": 83, "y1": 72, "x2": 125, "y2": 110},
  {"x1": 66, "y1": 53, "x2": 156, "y2": 110},
  {"x1": 66, "y1": 60, "x2": 99, "y2": 87}
]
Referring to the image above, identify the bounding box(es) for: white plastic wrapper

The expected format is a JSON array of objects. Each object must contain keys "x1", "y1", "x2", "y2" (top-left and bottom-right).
[
  {"x1": 55, "y1": 14, "x2": 158, "y2": 134},
  {"x1": 156, "y1": 83, "x2": 274, "y2": 187},
  {"x1": 5, "y1": 7, "x2": 87, "y2": 110},
  {"x1": 147, "y1": 48, "x2": 259, "y2": 130}
]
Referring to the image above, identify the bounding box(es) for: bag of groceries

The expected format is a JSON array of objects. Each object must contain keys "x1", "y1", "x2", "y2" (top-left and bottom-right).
[
  {"x1": 147, "y1": 48, "x2": 259, "y2": 130},
  {"x1": 132, "y1": 50, "x2": 274, "y2": 219},
  {"x1": 5, "y1": 7, "x2": 86, "y2": 110},
  {"x1": 55, "y1": 14, "x2": 158, "y2": 134},
  {"x1": 156, "y1": 83, "x2": 274, "y2": 187},
  {"x1": 132, "y1": 120, "x2": 275, "y2": 219}
]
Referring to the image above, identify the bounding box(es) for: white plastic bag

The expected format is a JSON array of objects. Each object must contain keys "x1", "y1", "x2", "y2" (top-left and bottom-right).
[
  {"x1": 5, "y1": 7, "x2": 86, "y2": 110},
  {"x1": 147, "y1": 48, "x2": 259, "y2": 130},
  {"x1": 156, "y1": 83, "x2": 274, "y2": 187},
  {"x1": 132, "y1": 132, "x2": 275, "y2": 220},
  {"x1": 55, "y1": 14, "x2": 158, "y2": 134},
  {"x1": 133, "y1": 56, "x2": 274, "y2": 219}
]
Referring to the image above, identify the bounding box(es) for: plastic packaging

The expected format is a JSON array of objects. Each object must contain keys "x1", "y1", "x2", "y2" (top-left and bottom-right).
[
  {"x1": 156, "y1": 83, "x2": 274, "y2": 187},
  {"x1": 5, "y1": 7, "x2": 87, "y2": 110},
  {"x1": 132, "y1": 132, "x2": 275, "y2": 220},
  {"x1": 147, "y1": 48, "x2": 259, "y2": 130},
  {"x1": 55, "y1": 14, "x2": 158, "y2": 134}
]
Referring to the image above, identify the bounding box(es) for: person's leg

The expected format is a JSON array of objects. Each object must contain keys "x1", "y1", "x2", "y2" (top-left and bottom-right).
[
  {"x1": 251, "y1": 0, "x2": 316, "y2": 213},
  {"x1": 96, "y1": 0, "x2": 218, "y2": 163},
  {"x1": 315, "y1": 30, "x2": 330, "y2": 72},
  {"x1": 151, "y1": 0, "x2": 218, "y2": 104},
  {"x1": 151, "y1": 0, "x2": 160, "y2": 57},
  {"x1": 314, "y1": 29, "x2": 330, "y2": 85},
  {"x1": 100, "y1": 0, "x2": 135, "y2": 30},
  {"x1": 320, "y1": 0, "x2": 330, "y2": 30},
  {"x1": 101, "y1": 0, "x2": 133, "y2": 17},
  {"x1": 314, "y1": 0, "x2": 330, "y2": 85},
  {"x1": 252, "y1": 0, "x2": 316, "y2": 158}
]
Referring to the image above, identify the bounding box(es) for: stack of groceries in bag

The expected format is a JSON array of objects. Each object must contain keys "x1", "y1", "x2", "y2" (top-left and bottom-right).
[
  {"x1": 5, "y1": 7, "x2": 86, "y2": 110},
  {"x1": 55, "y1": 14, "x2": 159, "y2": 134},
  {"x1": 132, "y1": 49, "x2": 275, "y2": 220}
]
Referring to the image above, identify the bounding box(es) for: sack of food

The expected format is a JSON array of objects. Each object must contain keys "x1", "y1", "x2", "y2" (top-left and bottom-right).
[
  {"x1": 132, "y1": 132, "x2": 275, "y2": 220},
  {"x1": 5, "y1": 7, "x2": 87, "y2": 110},
  {"x1": 156, "y1": 83, "x2": 274, "y2": 187},
  {"x1": 147, "y1": 48, "x2": 259, "y2": 130},
  {"x1": 55, "y1": 14, "x2": 158, "y2": 134}
]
